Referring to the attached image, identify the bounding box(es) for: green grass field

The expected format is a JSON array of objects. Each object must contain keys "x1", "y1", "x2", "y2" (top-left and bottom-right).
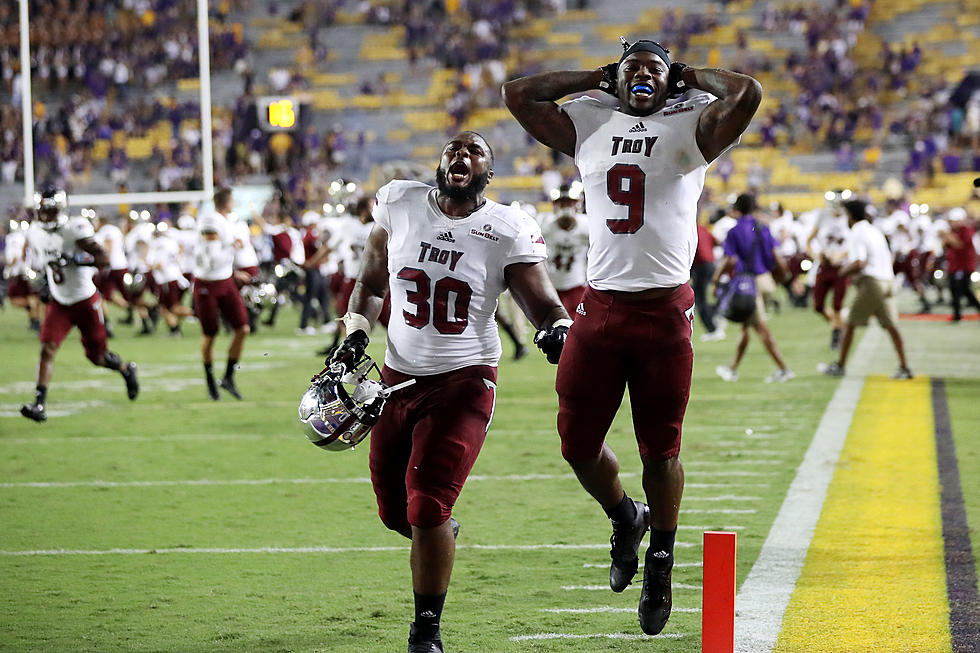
[{"x1": 1, "y1": 297, "x2": 977, "y2": 653}]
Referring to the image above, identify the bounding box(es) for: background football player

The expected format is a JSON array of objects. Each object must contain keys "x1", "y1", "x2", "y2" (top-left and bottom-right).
[
  {"x1": 329, "y1": 131, "x2": 570, "y2": 653},
  {"x1": 193, "y1": 187, "x2": 251, "y2": 400},
  {"x1": 3, "y1": 210, "x2": 43, "y2": 333},
  {"x1": 21, "y1": 185, "x2": 139, "y2": 422}
]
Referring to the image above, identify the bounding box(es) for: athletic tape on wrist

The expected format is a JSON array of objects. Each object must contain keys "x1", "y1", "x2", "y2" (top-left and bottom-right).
[
  {"x1": 552, "y1": 318, "x2": 574, "y2": 329},
  {"x1": 343, "y1": 312, "x2": 371, "y2": 335}
]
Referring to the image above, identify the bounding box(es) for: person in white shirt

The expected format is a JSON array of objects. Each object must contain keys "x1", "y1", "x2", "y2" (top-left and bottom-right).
[
  {"x1": 806, "y1": 202, "x2": 851, "y2": 349},
  {"x1": 20, "y1": 186, "x2": 139, "y2": 422},
  {"x1": 193, "y1": 188, "x2": 250, "y2": 400},
  {"x1": 328, "y1": 132, "x2": 568, "y2": 653},
  {"x1": 540, "y1": 184, "x2": 590, "y2": 316},
  {"x1": 504, "y1": 37, "x2": 762, "y2": 633},
  {"x1": 148, "y1": 224, "x2": 192, "y2": 335},
  {"x1": 3, "y1": 215, "x2": 43, "y2": 332},
  {"x1": 818, "y1": 199, "x2": 912, "y2": 379}
]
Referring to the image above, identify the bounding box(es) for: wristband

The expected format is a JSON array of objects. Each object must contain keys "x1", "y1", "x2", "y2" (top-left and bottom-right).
[
  {"x1": 343, "y1": 312, "x2": 371, "y2": 335},
  {"x1": 552, "y1": 318, "x2": 573, "y2": 329}
]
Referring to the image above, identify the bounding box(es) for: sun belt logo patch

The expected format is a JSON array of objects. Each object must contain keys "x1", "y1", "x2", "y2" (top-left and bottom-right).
[{"x1": 628, "y1": 121, "x2": 647, "y2": 133}]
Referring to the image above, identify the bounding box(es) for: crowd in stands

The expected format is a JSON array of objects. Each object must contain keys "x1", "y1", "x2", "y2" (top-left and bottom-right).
[
  {"x1": 2, "y1": 0, "x2": 979, "y2": 209},
  {"x1": 0, "y1": 0, "x2": 247, "y2": 194}
]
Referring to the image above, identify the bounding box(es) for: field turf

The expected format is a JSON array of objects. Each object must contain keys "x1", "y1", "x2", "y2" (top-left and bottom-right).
[{"x1": 0, "y1": 297, "x2": 977, "y2": 652}]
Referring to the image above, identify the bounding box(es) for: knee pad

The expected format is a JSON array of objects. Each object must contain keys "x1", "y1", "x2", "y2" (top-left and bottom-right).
[
  {"x1": 406, "y1": 492, "x2": 450, "y2": 529},
  {"x1": 101, "y1": 350, "x2": 122, "y2": 369}
]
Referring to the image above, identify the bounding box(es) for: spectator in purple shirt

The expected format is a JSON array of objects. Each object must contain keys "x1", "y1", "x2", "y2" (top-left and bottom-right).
[{"x1": 711, "y1": 194, "x2": 794, "y2": 383}]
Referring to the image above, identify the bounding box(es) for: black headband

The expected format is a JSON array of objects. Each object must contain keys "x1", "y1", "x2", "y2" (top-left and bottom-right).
[{"x1": 619, "y1": 39, "x2": 671, "y2": 67}]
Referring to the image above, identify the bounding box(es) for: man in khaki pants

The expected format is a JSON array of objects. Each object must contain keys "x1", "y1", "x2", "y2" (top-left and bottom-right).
[{"x1": 818, "y1": 199, "x2": 912, "y2": 379}]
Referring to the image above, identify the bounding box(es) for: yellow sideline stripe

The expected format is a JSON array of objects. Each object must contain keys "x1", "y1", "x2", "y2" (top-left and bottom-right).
[{"x1": 775, "y1": 376, "x2": 952, "y2": 652}]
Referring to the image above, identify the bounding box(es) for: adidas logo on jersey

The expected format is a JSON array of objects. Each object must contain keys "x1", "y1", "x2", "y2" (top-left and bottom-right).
[
  {"x1": 628, "y1": 121, "x2": 647, "y2": 133},
  {"x1": 436, "y1": 231, "x2": 455, "y2": 243},
  {"x1": 576, "y1": 303, "x2": 587, "y2": 316}
]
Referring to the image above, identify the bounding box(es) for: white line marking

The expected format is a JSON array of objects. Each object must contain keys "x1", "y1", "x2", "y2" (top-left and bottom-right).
[
  {"x1": 511, "y1": 632, "x2": 684, "y2": 641},
  {"x1": 561, "y1": 584, "x2": 701, "y2": 591},
  {"x1": 682, "y1": 509, "x2": 756, "y2": 514},
  {"x1": 0, "y1": 433, "x2": 293, "y2": 445},
  {"x1": 542, "y1": 607, "x2": 700, "y2": 614},
  {"x1": 734, "y1": 327, "x2": 878, "y2": 653},
  {"x1": 0, "y1": 475, "x2": 768, "y2": 491},
  {"x1": 582, "y1": 562, "x2": 702, "y2": 568},
  {"x1": 0, "y1": 542, "x2": 672, "y2": 557}
]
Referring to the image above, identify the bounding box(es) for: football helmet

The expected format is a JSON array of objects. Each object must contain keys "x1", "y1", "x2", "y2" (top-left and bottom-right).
[
  {"x1": 34, "y1": 185, "x2": 69, "y2": 231},
  {"x1": 298, "y1": 355, "x2": 414, "y2": 451}
]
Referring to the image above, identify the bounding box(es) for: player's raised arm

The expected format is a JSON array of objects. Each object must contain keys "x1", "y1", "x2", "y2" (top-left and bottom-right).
[
  {"x1": 502, "y1": 69, "x2": 604, "y2": 157},
  {"x1": 679, "y1": 66, "x2": 763, "y2": 163}
]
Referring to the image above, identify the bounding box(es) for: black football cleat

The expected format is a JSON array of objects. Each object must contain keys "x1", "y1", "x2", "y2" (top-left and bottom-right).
[
  {"x1": 20, "y1": 403, "x2": 47, "y2": 422},
  {"x1": 407, "y1": 623, "x2": 444, "y2": 653},
  {"x1": 609, "y1": 500, "x2": 650, "y2": 592},
  {"x1": 219, "y1": 376, "x2": 243, "y2": 400},
  {"x1": 513, "y1": 344, "x2": 529, "y2": 361},
  {"x1": 638, "y1": 548, "x2": 673, "y2": 635},
  {"x1": 207, "y1": 378, "x2": 221, "y2": 401},
  {"x1": 122, "y1": 362, "x2": 139, "y2": 400}
]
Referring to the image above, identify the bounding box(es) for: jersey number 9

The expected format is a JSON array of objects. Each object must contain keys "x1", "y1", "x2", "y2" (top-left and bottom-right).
[{"x1": 606, "y1": 164, "x2": 645, "y2": 235}]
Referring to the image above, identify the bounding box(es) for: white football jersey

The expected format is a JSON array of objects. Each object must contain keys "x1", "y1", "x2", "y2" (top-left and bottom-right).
[
  {"x1": 149, "y1": 235, "x2": 188, "y2": 286},
  {"x1": 94, "y1": 223, "x2": 128, "y2": 270},
  {"x1": 341, "y1": 219, "x2": 374, "y2": 280},
  {"x1": 540, "y1": 213, "x2": 589, "y2": 290},
  {"x1": 27, "y1": 217, "x2": 98, "y2": 305},
  {"x1": 561, "y1": 93, "x2": 727, "y2": 290},
  {"x1": 4, "y1": 230, "x2": 28, "y2": 276},
  {"x1": 171, "y1": 226, "x2": 198, "y2": 275},
  {"x1": 228, "y1": 215, "x2": 259, "y2": 269},
  {"x1": 375, "y1": 180, "x2": 547, "y2": 375},
  {"x1": 193, "y1": 211, "x2": 235, "y2": 281},
  {"x1": 812, "y1": 215, "x2": 851, "y2": 265}
]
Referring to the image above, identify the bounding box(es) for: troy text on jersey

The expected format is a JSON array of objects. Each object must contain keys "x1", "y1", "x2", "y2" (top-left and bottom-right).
[
  {"x1": 417, "y1": 241, "x2": 464, "y2": 272},
  {"x1": 610, "y1": 135, "x2": 658, "y2": 157}
]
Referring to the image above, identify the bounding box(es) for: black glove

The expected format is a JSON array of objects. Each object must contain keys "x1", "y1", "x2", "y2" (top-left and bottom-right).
[
  {"x1": 598, "y1": 61, "x2": 619, "y2": 97},
  {"x1": 533, "y1": 324, "x2": 569, "y2": 365},
  {"x1": 328, "y1": 329, "x2": 369, "y2": 372},
  {"x1": 667, "y1": 62, "x2": 691, "y2": 97}
]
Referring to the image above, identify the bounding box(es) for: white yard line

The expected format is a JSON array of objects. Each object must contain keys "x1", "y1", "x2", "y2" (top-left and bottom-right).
[
  {"x1": 0, "y1": 542, "x2": 677, "y2": 557},
  {"x1": 511, "y1": 632, "x2": 684, "y2": 641},
  {"x1": 733, "y1": 327, "x2": 879, "y2": 653},
  {"x1": 561, "y1": 584, "x2": 701, "y2": 591},
  {"x1": 542, "y1": 606, "x2": 700, "y2": 614},
  {"x1": 582, "y1": 562, "x2": 702, "y2": 568},
  {"x1": 0, "y1": 475, "x2": 768, "y2": 491}
]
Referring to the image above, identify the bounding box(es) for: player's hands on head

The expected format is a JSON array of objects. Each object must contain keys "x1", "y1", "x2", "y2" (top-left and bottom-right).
[
  {"x1": 667, "y1": 62, "x2": 691, "y2": 97},
  {"x1": 534, "y1": 323, "x2": 571, "y2": 365},
  {"x1": 598, "y1": 62, "x2": 620, "y2": 97},
  {"x1": 328, "y1": 329, "x2": 370, "y2": 372}
]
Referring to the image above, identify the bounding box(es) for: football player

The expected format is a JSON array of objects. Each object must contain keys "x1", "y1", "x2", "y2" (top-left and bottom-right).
[
  {"x1": 503, "y1": 37, "x2": 761, "y2": 634},
  {"x1": 21, "y1": 186, "x2": 139, "y2": 422},
  {"x1": 539, "y1": 184, "x2": 590, "y2": 317},
  {"x1": 3, "y1": 211, "x2": 43, "y2": 332},
  {"x1": 805, "y1": 192, "x2": 851, "y2": 349},
  {"x1": 193, "y1": 187, "x2": 250, "y2": 400},
  {"x1": 148, "y1": 223, "x2": 192, "y2": 335},
  {"x1": 329, "y1": 131, "x2": 570, "y2": 653}
]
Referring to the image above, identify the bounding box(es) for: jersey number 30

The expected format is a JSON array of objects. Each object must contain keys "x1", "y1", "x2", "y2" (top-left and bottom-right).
[
  {"x1": 606, "y1": 163, "x2": 645, "y2": 234},
  {"x1": 398, "y1": 267, "x2": 472, "y2": 334}
]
